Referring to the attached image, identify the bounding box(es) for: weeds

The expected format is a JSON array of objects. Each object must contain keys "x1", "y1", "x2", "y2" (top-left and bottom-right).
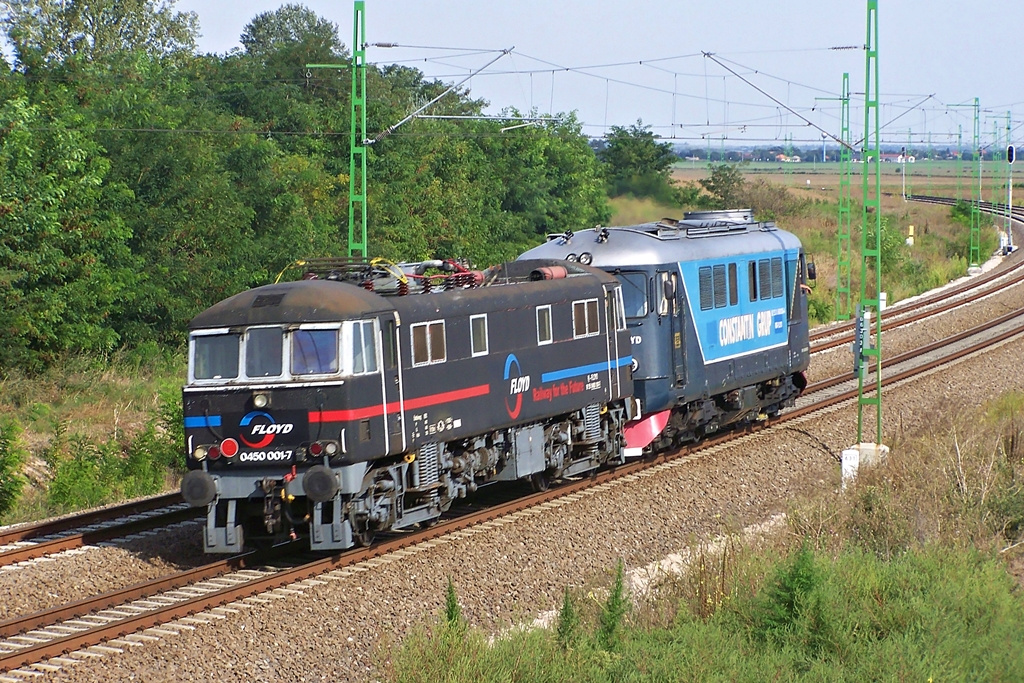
[
  {"x1": 386, "y1": 390, "x2": 1024, "y2": 682},
  {"x1": 597, "y1": 559, "x2": 629, "y2": 651},
  {"x1": 0, "y1": 417, "x2": 27, "y2": 518}
]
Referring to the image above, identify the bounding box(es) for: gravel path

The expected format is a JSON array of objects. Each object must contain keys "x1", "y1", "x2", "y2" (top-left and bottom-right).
[{"x1": 40, "y1": 325, "x2": 1024, "y2": 681}]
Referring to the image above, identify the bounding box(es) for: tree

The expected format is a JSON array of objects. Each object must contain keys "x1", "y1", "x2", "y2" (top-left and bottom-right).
[
  {"x1": 596, "y1": 120, "x2": 678, "y2": 201},
  {"x1": 240, "y1": 3, "x2": 344, "y2": 62},
  {"x1": 699, "y1": 162, "x2": 747, "y2": 208},
  {"x1": 0, "y1": 95, "x2": 137, "y2": 369},
  {"x1": 1, "y1": 0, "x2": 197, "y2": 66}
]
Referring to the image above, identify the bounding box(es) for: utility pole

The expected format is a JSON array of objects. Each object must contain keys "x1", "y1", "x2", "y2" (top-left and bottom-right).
[
  {"x1": 305, "y1": 1, "x2": 367, "y2": 258},
  {"x1": 349, "y1": 1, "x2": 368, "y2": 258},
  {"x1": 1007, "y1": 111, "x2": 1015, "y2": 255},
  {"x1": 857, "y1": 0, "x2": 883, "y2": 448},
  {"x1": 836, "y1": 73, "x2": 853, "y2": 321},
  {"x1": 970, "y1": 98, "x2": 981, "y2": 271}
]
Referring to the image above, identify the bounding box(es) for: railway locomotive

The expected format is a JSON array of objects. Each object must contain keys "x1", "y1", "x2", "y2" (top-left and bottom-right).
[
  {"x1": 180, "y1": 209, "x2": 813, "y2": 553},
  {"x1": 180, "y1": 259, "x2": 635, "y2": 552},
  {"x1": 519, "y1": 209, "x2": 811, "y2": 452}
]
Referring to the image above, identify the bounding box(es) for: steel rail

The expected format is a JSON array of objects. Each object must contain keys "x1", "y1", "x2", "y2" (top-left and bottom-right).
[
  {"x1": 0, "y1": 493, "x2": 183, "y2": 547},
  {"x1": 0, "y1": 505, "x2": 201, "y2": 569}
]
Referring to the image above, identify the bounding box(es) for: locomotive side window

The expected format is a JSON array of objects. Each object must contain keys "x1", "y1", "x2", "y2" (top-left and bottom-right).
[
  {"x1": 748, "y1": 261, "x2": 758, "y2": 302},
  {"x1": 537, "y1": 305, "x2": 552, "y2": 345},
  {"x1": 411, "y1": 320, "x2": 446, "y2": 366},
  {"x1": 382, "y1": 320, "x2": 397, "y2": 370},
  {"x1": 613, "y1": 288, "x2": 627, "y2": 331},
  {"x1": 618, "y1": 272, "x2": 648, "y2": 318},
  {"x1": 712, "y1": 265, "x2": 727, "y2": 309},
  {"x1": 698, "y1": 267, "x2": 713, "y2": 311},
  {"x1": 770, "y1": 257, "x2": 784, "y2": 298},
  {"x1": 245, "y1": 327, "x2": 283, "y2": 378},
  {"x1": 347, "y1": 320, "x2": 377, "y2": 375},
  {"x1": 758, "y1": 259, "x2": 772, "y2": 301},
  {"x1": 292, "y1": 328, "x2": 339, "y2": 375},
  {"x1": 470, "y1": 314, "x2": 489, "y2": 357},
  {"x1": 573, "y1": 299, "x2": 600, "y2": 338},
  {"x1": 193, "y1": 332, "x2": 240, "y2": 380},
  {"x1": 728, "y1": 263, "x2": 738, "y2": 306}
]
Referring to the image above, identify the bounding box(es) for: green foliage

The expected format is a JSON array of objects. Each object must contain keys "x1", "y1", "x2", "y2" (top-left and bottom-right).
[
  {"x1": 806, "y1": 294, "x2": 834, "y2": 325},
  {"x1": 388, "y1": 546, "x2": 1024, "y2": 682},
  {"x1": 42, "y1": 394, "x2": 181, "y2": 513},
  {"x1": 597, "y1": 559, "x2": 629, "y2": 651},
  {"x1": 2, "y1": 0, "x2": 198, "y2": 65},
  {"x1": 0, "y1": 416, "x2": 28, "y2": 519},
  {"x1": 0, "y1": 5, "x2": 613, "y2": 372},
  {"x1": 555, "y1": 587, "x2": 580, "y2": 651},
  {"x1": 737, "y1": 177, "x2": 811, "y2": 220},
  {"x1": 748, "y1": 543, "x2": 832, "y2": 657},
  {"x1": 596, "y1": 120, "x2": 678, "y2": 202},
  {"x1": 443, "y1": 577, "x2": 465, "y2": 635},
  {"x1": 698, "y1": 162, "x2": 747, "y2": 208},
  {"x1": 0, "y1": 94, "x2": 138, "y2": 371},
  {"x1": 864, "y1": 215, "x2": 907, "y2": 274}
]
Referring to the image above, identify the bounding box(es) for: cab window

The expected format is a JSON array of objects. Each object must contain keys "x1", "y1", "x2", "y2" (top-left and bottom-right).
[
  {"x1": 193, "y1": 332, "x2": 240, "y2": 380},
  {"x1": 292, "y1": 328, "x2": 339, "y2": 375},
  {"x1": 246, "y1": 327, "x2": 283, "y2": 378},
  {"x1": 617, "y1": 272, "x2": 648, "y2": 318}
]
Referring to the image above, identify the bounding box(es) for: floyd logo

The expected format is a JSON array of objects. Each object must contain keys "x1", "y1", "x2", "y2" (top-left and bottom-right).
[
  {"x1": 239, "y1": 411, "x2": 294, "y2": 448},
  {"x1": 503, "y1": 354, "x2": 529, "y2": 419}
]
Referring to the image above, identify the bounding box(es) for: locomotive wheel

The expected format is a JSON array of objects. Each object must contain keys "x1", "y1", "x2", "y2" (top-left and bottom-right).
[{"x1": 530, "y1": 471, "x2": 551, "y2": 492}]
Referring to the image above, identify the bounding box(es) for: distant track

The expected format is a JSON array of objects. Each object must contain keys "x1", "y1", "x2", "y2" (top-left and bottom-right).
[{"x1": 0, "y1": 495, "x2": 199, "y2": 569}]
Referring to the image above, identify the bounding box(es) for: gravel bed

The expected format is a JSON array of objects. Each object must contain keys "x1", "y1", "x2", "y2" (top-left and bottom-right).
[
  {"x1": 43, "y1": 326, "x2": 1024, "y2": 682},
  {"x1": 0, "y1": 522, "x2": 206, "y2": 622}
]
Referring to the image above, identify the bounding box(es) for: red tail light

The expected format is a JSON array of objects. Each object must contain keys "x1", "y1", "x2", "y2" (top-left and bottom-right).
[
  {"x1": 309, "y1": 442, "x2": 324, "y2": 456},
  {"x1": 208, "y1": 445, "x2": 222, "y2": 460},
  {"x1": 220, "y1": 438, "x2": 239, "y2": 458}
]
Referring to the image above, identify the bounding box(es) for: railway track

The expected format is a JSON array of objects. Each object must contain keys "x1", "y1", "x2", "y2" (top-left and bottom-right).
[
  {"x1": 4, "y1": 302, "x2": 1023, "y2": 676},
  {"x1": 0, "y1": 495, "x2": 200, "y2": 570}
]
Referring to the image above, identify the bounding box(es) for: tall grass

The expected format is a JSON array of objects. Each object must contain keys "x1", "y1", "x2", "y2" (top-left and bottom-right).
[
  {"x1": 0, "y1": 349, "x2": 185, "y2": 523},
  {"x1": 385, "y1": 391, "x2": 1024, "y2": 681}
]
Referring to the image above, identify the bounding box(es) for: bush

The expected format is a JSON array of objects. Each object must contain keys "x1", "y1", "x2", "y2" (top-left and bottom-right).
[{"x1": 0, "y1": 417, "x2": 28, "y2": 519}]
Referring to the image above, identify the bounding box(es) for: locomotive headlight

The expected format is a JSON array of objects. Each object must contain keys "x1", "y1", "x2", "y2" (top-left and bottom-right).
[
  {"x1": 579, "y1": 252, "x2": 593, "y2": 265},
  {"x1": 193, "y1": 445, "x2": 208, "y2": 461},
  {"x1": 252, "y1": 392, "x2": 270, "y2": 409},
  {"x1": 324, "y1": 441, "x2": 339, "y2": 456}
]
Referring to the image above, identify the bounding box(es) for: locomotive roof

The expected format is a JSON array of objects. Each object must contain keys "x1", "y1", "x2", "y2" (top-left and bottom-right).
[
  {"x1": 518, "y1": 209, "x2": 803, "y2": 269},
  {"x1": 188, "y1": 259, "x2": 618, "y2": 330},
  {"x1": 189, "y1": 279, "x2": 393, "y2": 330}
]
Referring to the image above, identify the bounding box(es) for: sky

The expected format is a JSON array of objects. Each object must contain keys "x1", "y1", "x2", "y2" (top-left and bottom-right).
[{"x1": 174, "y1": 1, "x2": 1024, "y2": 150}]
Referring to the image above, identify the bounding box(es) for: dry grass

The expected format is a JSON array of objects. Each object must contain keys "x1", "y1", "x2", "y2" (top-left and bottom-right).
[{"x1": 0, "y1": 352, "x2": 183, "y2": 464}]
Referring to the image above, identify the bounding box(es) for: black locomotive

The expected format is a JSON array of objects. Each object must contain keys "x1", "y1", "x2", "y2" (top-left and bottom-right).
[{"x1": 180, "y1": 259, "x2": 634, "y2": 552}]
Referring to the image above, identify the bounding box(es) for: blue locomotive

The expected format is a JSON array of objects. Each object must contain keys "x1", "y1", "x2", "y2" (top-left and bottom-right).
[
  {"x1": 180, "y1": 259, "x2": 635, "y2": 552},
  {"x1": 519, "y1": 209, "x2": 811, "y2": 452}
]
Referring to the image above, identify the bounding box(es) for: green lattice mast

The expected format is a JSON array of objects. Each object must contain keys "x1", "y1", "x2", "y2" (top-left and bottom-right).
[
  {"x1": 835, "y1": 72, "x2": 853, "y2": 321},
  {"x1": 857, "y1": 0, "x2": 883, "y2": 446},
  {"x1": 969, "y1": 98, "x2": 981, "y2": 269},
  {"x1": 348, "y1": 1, "x2": 368, "y2": 257}
]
